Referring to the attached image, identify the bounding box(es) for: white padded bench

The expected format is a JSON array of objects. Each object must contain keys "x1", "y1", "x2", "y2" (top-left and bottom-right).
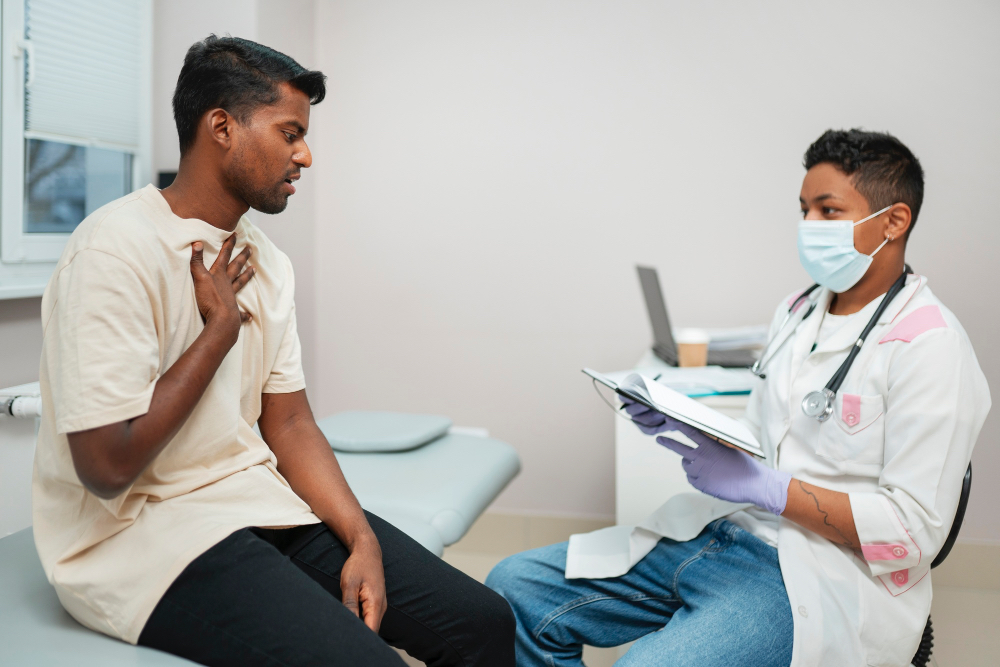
[{"x1": 0, "y1": 411, "x2": 520, "y2": 664}]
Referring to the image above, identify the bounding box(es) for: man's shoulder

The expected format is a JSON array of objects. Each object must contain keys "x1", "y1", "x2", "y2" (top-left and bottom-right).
[{"x1": 63, "y1": 187, "x2": 164, "y2": 269}]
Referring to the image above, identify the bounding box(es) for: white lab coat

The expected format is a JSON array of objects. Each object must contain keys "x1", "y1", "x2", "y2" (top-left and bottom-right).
[{"x1": 566, "y1": 275, "x2": 991, "y2": 666}]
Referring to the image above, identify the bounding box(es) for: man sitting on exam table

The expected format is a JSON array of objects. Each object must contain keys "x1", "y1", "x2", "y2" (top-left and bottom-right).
[
  {"x1": 32, "y1": 35, "x2": 513, "y2": 667},
  {"x1": 487, "y1": 129, "x2": 991, "y2": 667}
]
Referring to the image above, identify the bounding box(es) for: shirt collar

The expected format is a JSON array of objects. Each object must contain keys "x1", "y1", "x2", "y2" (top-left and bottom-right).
[{"x1": 810, "y1": 274, "x2": 924, "y2": 354}]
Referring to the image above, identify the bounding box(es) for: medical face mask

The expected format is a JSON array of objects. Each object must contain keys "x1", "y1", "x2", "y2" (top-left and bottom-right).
[{"x1": 797, "y1": 205, "x2": 893, "y2": 293}]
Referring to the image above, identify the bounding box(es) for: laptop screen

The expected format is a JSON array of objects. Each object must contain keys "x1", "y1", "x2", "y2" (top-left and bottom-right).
[{"x1": 636, "y1": 266, "x2": 678, "y2": 365}]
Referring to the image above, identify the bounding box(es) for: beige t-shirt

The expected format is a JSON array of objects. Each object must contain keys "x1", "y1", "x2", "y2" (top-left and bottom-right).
[{"x1": 33, "y1": 184, "x2": 320, "y2": 644}]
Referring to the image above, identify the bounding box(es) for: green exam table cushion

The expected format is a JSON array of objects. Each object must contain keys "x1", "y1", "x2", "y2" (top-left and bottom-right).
[{"x1": 317, "y1": 411, "x2": 452, "y2": 452}]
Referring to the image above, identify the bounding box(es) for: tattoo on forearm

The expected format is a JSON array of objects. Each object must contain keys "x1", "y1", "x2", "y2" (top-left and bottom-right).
[{"x1": 797, "y1": 480, "x2": 856, "y2": 547}]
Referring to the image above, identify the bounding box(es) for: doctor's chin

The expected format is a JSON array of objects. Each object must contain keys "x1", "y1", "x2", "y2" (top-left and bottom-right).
[{"x1": 0, "y1": 3, "x2": 996, "y2": 667}]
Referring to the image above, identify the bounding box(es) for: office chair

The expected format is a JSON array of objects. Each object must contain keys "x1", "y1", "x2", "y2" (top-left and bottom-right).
[{"x1": 911, "y1": 462, "x2": 973, "y2": 667}]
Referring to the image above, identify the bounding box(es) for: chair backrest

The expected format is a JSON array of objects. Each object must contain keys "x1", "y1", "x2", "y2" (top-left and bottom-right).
[{"x1": 931, "y1": 463, "x2": 972, "y2": 569}]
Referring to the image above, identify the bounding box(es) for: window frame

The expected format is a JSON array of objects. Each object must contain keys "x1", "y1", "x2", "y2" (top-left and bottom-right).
[{"x1": 0, "y1": 0, "x2": 152, "y2": 298}]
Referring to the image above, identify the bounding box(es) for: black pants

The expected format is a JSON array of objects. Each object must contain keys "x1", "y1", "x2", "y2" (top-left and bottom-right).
[{"x1": 138, "y1": 511, "x2": 515, "y2": 666}]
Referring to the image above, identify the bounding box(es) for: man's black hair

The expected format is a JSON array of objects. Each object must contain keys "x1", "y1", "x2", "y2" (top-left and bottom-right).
[
  {"x1": 804, "y1": 129, "x2": 924, "y2": 236},
  {"x1": 172, "y1": 35, "x2": 326, "y2": 154}
]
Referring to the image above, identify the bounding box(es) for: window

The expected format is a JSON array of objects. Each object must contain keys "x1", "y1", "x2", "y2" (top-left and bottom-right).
[
  {"x1": 24, "y1": 140, "x2": 134, "y2": 233},
  {"x1": 0, "y1": 0, "x2": 151, "y2": 298}
]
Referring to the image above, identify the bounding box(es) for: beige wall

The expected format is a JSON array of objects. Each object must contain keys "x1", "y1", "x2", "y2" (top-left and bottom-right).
[{"x1": 308, "y1": 0, "x2": 1000, "y2": 540}]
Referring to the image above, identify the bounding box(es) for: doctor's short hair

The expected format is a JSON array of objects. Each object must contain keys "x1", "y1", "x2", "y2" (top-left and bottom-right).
[
  {"x1": 804, "y1": 129, "x2": 924, "y2": 236},
  {"x1": 172, "y1": 35, "x2": 326, "y2": 154}
]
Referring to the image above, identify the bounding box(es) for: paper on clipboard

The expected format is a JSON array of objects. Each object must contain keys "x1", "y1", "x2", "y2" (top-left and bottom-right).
[{"x1": 583, "y1": 368, "x2": 764, "y2": 459}]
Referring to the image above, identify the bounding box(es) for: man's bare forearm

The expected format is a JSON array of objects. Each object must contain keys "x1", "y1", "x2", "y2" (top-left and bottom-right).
[
  {"x1": 259, "y1": 390, "x2": 387, "y2": 630},
  {"x1": 67, "y1": 320, "x2": 237, "y2": 498},
  {"x1": 258, "y1": 391, "x2": 376, "y2": 549},
  {"x1": 782, "y1": 478, "x2": 860, "y2": 548}
]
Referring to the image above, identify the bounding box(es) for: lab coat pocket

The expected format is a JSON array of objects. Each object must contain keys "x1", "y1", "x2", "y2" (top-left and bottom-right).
[{"x1": 817, "y1": 393, "x2": 885, "y2": 469}]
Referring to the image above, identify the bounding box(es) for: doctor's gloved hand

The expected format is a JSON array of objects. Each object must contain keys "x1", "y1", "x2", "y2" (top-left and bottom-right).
[
  {"x1": 656, "y1": 429, "x2": 792, "y2": 516},
  {"x1": 620, "y1": 397, "x2": 672, "y2": 435}
]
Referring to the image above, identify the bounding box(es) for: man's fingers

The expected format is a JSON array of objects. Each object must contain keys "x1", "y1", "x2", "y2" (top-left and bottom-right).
[
  {"x1": 360, "y1": 588, "x2": 385, "y2": 633},
  {"x1": 211, "y1": 234, "x2": 238, "y2": 272},
  {"x1": 227, "y1": 246, "x2": 252, "y2": 281},
  {"x1": 233, "y1": 265, "x2": 255, "y2": 293},
  {"x1": 341, "y1": 579, "x2": 361, "y2": 619},
  {"x1": 240, "y1": 309, "x2": 252, "y2": 324},
  {"x1": 362, "y1": 606, "x2": 379, "y2": 633},
  {"x1": 189, "y1": 242, "x2": 207, "y2": 275}
]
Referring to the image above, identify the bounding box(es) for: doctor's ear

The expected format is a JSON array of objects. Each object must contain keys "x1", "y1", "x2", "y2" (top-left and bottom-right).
[{"x1": 885, "y1": 203, "x2": 912, "y2": 242}]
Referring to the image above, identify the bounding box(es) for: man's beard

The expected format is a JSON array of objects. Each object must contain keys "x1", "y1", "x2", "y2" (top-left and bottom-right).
[{"x1": 228, "y1": 149, "x2": 290, "y2": 215}]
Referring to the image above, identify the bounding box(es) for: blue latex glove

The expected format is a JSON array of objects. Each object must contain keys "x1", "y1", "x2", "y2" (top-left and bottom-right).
[
  {"x1": 621, "y1": 396, "x2": 672, "y2": 435},
  {"x1": 621, "y1": 397, "x2": 790, "y2": 515},
  {"x1": 656, "y1": 426, "x2": 791, "y2": 516}
]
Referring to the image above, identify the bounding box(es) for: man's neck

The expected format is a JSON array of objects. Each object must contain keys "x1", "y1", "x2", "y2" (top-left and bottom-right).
[
  {"x1": 160, "y1": 163, "x2": 248, "y2": 232},
  {"x1": 829, "y1": 254, "x2": 906, "y2": 315}
]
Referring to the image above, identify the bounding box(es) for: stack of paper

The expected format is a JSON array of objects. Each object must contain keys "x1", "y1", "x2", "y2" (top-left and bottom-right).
[{"x1": 701, "y1": 325, "x2": 769, "y2": 352}]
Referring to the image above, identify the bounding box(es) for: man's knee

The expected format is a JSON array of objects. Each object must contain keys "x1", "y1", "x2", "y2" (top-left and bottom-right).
[
  {"x1": 439, "y1": 581, "x2": 515, "y2": 665},
  {"x1": 480, "y1": 584, "x2": 516, "y2": 640}
]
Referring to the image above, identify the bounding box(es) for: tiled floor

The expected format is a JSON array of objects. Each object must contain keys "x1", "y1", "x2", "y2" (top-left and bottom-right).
[
  {"x1": 926, "y1": 586, "x2": 1000, "y2": 667},
  {"x1": 397, "y1": 514, "x2": 1000, "y2": 666}
]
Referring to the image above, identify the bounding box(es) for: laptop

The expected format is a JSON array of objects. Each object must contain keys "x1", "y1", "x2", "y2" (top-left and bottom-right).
[{"x1": 637, "y1": 265, "x2": 757, "y2": 368}]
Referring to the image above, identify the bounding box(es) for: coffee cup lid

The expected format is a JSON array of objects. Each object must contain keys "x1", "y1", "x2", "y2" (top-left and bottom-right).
[{"x1": 674, "y1": 328, "x2": 710, "y2": 344}]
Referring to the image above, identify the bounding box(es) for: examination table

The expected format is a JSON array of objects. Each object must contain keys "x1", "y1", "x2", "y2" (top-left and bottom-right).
[{"x1": 0, "y1": 411, "x2": 521, "y2": 665}]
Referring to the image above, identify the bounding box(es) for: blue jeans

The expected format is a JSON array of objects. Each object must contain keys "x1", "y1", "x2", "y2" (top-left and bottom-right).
[{"x1": 486, "y1": 520, "x2": 792, "y2": 667}]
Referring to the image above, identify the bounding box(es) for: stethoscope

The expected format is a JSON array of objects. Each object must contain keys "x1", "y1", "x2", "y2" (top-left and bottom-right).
[{"x1": 750, "y1": 267, "x2": 911, "y2": 422}]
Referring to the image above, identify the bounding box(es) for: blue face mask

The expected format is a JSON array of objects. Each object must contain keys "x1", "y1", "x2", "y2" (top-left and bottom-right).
[{"x1": 797, "y1": 205, "x2": 893, "y2": 293}]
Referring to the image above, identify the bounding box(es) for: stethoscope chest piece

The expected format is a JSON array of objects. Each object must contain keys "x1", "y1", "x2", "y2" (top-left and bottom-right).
[{"x1": 802, "y1": 388, "x2": 835, "y2": 422}]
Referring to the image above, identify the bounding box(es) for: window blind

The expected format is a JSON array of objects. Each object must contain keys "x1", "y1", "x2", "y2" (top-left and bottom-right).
[{"x1": 24, "y1": 0, "x2": 142, "y2": 149}]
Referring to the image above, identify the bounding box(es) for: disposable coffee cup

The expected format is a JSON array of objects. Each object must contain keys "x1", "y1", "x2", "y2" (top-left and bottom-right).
[{"x1": 675, "y1": 328, "x2": 710, "y2": 367}]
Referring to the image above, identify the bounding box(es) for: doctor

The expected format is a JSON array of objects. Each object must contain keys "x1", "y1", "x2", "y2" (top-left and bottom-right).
[{"x1": 487, "y1": 129, "x2": 991, "y2": 666}]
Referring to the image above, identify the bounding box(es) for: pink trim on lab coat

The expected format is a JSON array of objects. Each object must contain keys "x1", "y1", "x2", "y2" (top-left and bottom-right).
[{"x1": 879, "y1": 305, "x2": 947, "y2": 344}]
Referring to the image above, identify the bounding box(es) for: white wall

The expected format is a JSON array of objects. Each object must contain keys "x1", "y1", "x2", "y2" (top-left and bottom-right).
[
  {"x1": 152, "y1": 0, "x2": 257, "y2": 178},
  {"x1": 0, "y1": 298, "x2": 42, "y2": 388},
  {"x1": 4, "y1": 0, "x2": 994, "y2": 542},
  {"x1": 310, "y1": 0, "x2": 1000, "y2": 540}
]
